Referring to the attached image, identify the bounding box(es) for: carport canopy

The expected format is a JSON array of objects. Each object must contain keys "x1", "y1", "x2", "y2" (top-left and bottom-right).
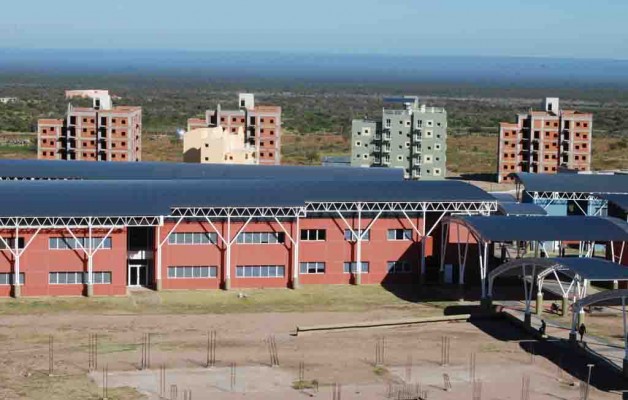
[{"x1": 446, "y1": 215, "x2": 628, "y2": 243}]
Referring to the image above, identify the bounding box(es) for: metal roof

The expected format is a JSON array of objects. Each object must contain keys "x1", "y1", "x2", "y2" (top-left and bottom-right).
[
  {"x1": 449, "y1": 215, "x2": 628, "y2": 242},
  {"x1": 513, "y1": 172, "x2": 628, "y2": 194},
  {"x1": 498, "y1": 257, "x2": 628, "y2": 281},
  {"x1": 0, "y1": 179, "x2": 495, "y2": 217},
  {"x1": 491, "y1": 192, "x2": 547, "y2": 216},
  {"x1": 0, "y1": 159, "x2": 403, "y2": 181},
  {"x1": 597, "y1": 193, "x2": 628, "y2": 213}
]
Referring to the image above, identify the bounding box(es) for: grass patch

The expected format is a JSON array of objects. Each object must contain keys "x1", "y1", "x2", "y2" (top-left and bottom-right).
[
  {"x1": 0, "y1": 285, "x2": 440, "y2": 316},
  {"x1": 292, "y1": 379, "x2": 320, "y2": 390},
  {"x1": 372, "y1": 365, "x2": 388, "y2": 376}
]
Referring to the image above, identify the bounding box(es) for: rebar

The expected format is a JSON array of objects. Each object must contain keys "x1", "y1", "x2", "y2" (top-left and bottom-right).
[
  {"x1": 48, "y1": 335, "x2": 54, "y2": 376},
  {"x1": 469, "y1": 353, "x2": 476, "y2": 382},
  {"x1": 140, "y1": 333, "x2": 151, "y2": 370},
  {"x1": 183, "y1": 389, "x2": 192, "y2": 400},
  {"x1": 472, "y1": 379, "x2": 482, "y2": 400},
  {"x1": 520, "y1": 375, "x2": 530, "y2": 400},
  {"x1": 443, "y1": 373, "x2": 452, "y2": 392},
  {"x1": 102, "y1": 364, "x2": 108, "y2": 400},
  {"x1": 159, "y1": 364, "x2": 166, "y2": 397},
  {"x1": 332, "y1": 382, "x2": 342, "y2": 400},
  {"x1": 230, "y1": 362, "x2": 236, "y2": 391},
  {"x1": 170, "y1": 384, "x2": 178, "y2": 400},
  {"x1": 298, "y1": 360, "x2": 305, "y2": 383},
  {"x1": 375, "y1": 336, "x2": 385, "y2": 366},
  {"x1": 441, "y1": 336, "x2": 451, "y2": 366},
  {"x1": 89, "y1": 333, "x2": 98, "y2": 372},
  {"x1": 267, "y1": 335, "x2": 279, "y2": 367},
  {"x1": 206, "y1": 330, "x2": 216, "y2": 368}
]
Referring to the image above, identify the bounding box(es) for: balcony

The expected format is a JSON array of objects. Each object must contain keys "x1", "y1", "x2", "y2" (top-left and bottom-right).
[
  {"x1": 128, "y1": 250, "x2": 154, "y2": 260},
  {"x1": 382, "y1": 146, "x2": 391, "y2": 153}
]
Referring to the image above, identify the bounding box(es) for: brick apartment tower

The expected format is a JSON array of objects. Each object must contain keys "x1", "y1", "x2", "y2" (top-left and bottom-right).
[
  {"x1": 38, "y1": 90, "x2": 142, "y2": 162},
  {"x1": 497, "y1": 97, "x2": 592, "y2": 183},
  {"x1": 188, "y1": 93, "x2": 281, "y2": 165}
]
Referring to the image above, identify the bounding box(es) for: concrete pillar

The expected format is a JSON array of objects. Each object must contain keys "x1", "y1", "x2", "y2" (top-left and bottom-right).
[
  {"x1": 561, "y1": 296, "x2": 569, "y2": 317},
  {"x1": 569, "y1": 331, "x2": 578, "y2": 343},
  {"x1": 354, "y1": 272, "x2": 362, "y2": 286},
  {"x1": 224, "y1": 277, "x2": 231, "y2": 291},
  {"x1": 614, "y1": 280, "x2": 619, "y2": 290},
  {"x1": 86, "y1": 284, "x2": 94, "y2": 297},
  {"x1": 155, "y1": 278, "x2": 163, "y2": 291},
  {"x1": 536, "y1": 292, "x2": 544, "y2": 316},
  {"x1": 291, "y1": 275, "x2": 300, "y2": 290},
  {"x1": 524, "y1": 312, "x2": 532, "y2": 328},
  {"x1": 12, "y1": 284, "x2": 21, "y2": 298},
  {"x1": 578, "y1": 310, "x2": 585, "y2": 327}
]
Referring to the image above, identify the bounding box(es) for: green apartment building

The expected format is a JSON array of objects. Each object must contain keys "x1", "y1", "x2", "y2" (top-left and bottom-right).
[{"x1": 351, "y1": 96, "x2": 447, "y2": 180}]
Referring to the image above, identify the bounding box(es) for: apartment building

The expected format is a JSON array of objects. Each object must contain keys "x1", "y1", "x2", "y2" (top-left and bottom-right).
[
  {"x1": 351, "y1": 96, "x2": 447, "y2": 180},
  {"x1": 497, "y1": 98, "x2": 593, "y2": 183},
  {"x1": 37, "y1": 90, "x2": 142, "y2": 162},
  {"x1": 183, "y1": 126, "x2": 256, "y2": 164},
  {"x1": 188, "y1": 93, "x2": 281, "y2": 165}
]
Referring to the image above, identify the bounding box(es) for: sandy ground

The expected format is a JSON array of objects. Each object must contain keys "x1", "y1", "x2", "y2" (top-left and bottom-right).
[{"x1": 0, "y1": 305, "x2": 623, "y2": 400}]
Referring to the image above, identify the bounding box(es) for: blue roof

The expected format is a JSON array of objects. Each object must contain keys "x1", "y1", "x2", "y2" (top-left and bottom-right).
[
  {"x1": 597, "y1": 193, "x2": 628, "y2": 213},
  {"x1": 513, "y1": 172, "x2": 628, "y2": 194},
  {"x1": 0, "y1": 159, "x2": 402, "y2": 181},
  {"x1": 451, "y1": 215, "x2": 628, "y2": 242},
  {"x1": 0, "y1": 179, "x2": 495, "y2": 217},
  {"x1": 551, "y1": 257, "x2": 628, "y2": 281},
  {"x1": 491, "y1": 192, "x2": 547, "y2": 216}
]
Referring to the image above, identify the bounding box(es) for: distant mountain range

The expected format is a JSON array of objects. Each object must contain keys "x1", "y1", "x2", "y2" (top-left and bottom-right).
[{"x1": 1, "y1": 48, "x2": 627, "y2": 87}]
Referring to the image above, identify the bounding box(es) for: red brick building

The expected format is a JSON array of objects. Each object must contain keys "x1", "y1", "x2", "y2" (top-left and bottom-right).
[
  {"x1": 0, "y1": 161, "x2": 497, "y2": 297},
  {"x1": 38, "y1": 91, "x2": 142, "y2": 162},
  {"x1": 497, "y1": 98, "x2": 592, "y2": 183},
  {"x1": 187, "y1": 93, "x2": 281, "y2": 165}
]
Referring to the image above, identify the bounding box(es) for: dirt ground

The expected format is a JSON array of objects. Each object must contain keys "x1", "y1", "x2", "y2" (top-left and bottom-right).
[{"x1": 0, "y1": 291, "x2": 624, "y2": 399}]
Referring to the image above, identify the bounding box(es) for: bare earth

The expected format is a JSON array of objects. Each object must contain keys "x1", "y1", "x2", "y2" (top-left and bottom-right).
[{"x1": 0, "y1": 295, "x2": 621, "y2": 400}]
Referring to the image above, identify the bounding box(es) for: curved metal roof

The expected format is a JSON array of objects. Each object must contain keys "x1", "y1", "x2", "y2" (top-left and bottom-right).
[
  {"x1": 446, "y1": 215, "x2": 628, "y2": 242},
  {"x1": 0, "y1": 159, "x2": 403, "y2": 181},
  {"x1": 512, "y1": 172, "x2": 628, "y2": 194},
  {"x1": 490, "y1": 257, "x2": 628, "y2": 281},
  {"x1": 0, "y1": 179, "x2": 495, "y2": 217},
  {"x1": 491, "y1": 192, "x2": 547, "y2": 216},
  {"x1": 598, "y1": 193, "x2": 628, "y2": 213}
]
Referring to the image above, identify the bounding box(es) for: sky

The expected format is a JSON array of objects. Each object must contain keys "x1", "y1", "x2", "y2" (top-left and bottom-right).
[{"x1": 1, "y1": 0, "x2": 627, "y2": 59}]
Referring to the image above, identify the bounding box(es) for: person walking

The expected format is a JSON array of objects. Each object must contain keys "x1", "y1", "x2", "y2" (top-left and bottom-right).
[{"x1": 579, "y1": 323, "x2": 587, "y2": 343}]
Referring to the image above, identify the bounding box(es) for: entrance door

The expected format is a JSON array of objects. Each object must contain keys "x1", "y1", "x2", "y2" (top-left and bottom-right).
[{"x1": 128, "y1": 264, "x2": 147, "y2": 287}]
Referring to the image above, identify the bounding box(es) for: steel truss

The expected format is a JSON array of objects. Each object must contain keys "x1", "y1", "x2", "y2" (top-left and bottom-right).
[
  {"x1": 0, "y1": 216, "x2": 161, "y2": 228},
  {"x1": 171, "y1": 207, "x2": 307, "y2": 218},
  {"x1": 306, "y1": 201, "x2": 496, "y2": 215},
  {"x1": 528, "y1": 191, "x2": 607, "y2": 215}
]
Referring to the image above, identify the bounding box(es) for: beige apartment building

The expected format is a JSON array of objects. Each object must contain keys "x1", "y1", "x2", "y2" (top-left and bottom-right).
[
  {"x1": 187, "y1": 93, "x2": 281, "y2": 165},
  {"x1": 183, "y1": 126, "x2": 256, "y2": 164},
  {"x1": 38, "y1": 90, "x2": 142, "y2": 162}
]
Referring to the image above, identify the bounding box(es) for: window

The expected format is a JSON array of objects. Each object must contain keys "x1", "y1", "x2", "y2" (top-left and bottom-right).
[
  {"x1": 0, "y1": 238, "x2": 24, "y2": 250},
  {"x1": 416, "y1": 120, "x2": 422, "y2": 128},
  {"x1": 344, "y1": 229, "x2": 370, "y2": 241},
  {"x1": 299, "y1": 262, "x2": 325, "y2": 274},
  {"x1": 236, "y1": 232, "x2": 285, "y2": 244},
  {"x1": 168, "y1": 266, "x2": 217, "y2": 279},
  {"x1": 49, "y1": 237, "x2": 112, "y2": 250},
  {"x1": 433, "y1": 168, "x2": 441, "y2": 175},
  {"x1": 343, "y1": 262, "x2": 369, "y2": 273},
  {"x1": 0, "y1": 273, "x2": 24, "y2": 285},
  {"x1": 49, "y1": 271, "x2": 111, "y2": 284},
  {"x1": 435, "y1": 143, "x2": 442, "y2": 151},
  {"x1": 425, "y1": 130, "x2": 433, "y2": 138},
  {"x1": 355, "y1": 141, "x2": 361, "y2": 147},
  {"x1": 424, "y1": 155, "x2": 433, "y2": 164},
  {"x1": 387, "y1": 229, "x2": 412, "y2": 241},
  {"x1": 236, "y1": 265, "x2": 285, "y2": 278},
  {"x1": 363, "y1": 128, "x2": 371, "y2": 135},
  {"x1": 168, "y1": 232, "x2": 217, "y2": 245},
  {"x1": 301, "y1": 229, "x2": 326, "y2": 241},
  {"x1": 385, "y1": 119, "x2": 391, "y2": 128},
  {"x1": 426, "y1": 120, "x2": 434, "y2": 127},
  {"x1": 387, "y1": 261, "x2": 411, "y2": 273}
]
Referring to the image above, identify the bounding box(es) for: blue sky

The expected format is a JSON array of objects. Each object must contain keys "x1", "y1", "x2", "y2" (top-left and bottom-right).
[{"x1": 1, "y1": 0, "x2": 627, "y2": 59}]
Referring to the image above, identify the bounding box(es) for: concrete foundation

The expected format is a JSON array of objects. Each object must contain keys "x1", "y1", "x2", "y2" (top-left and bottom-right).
[
  {"x1": 524, "y1": 312, "x2": 532, "y2": 328},
  {"x1": 561, "y1": 296, "x2": 569, "y2": 317},
  {"x1": 354, "y1": 273, "x2": 362, "y2": 285},
  {"x1": 155, "y1": 279, "x2": 163, "y2": 291},
  {"x1": 86, "y1": 284, "x2": 94, "y2": 297},
  {"x1": 535, "y1": 292, "x2": 543, "y2": 316},
  {"x1": 12, "y1": 284, "x2": 21, "y2": 298},
  {"x1": 569, "y1": 332, "x2": 578, "y2": 343},
  {"x1": 224, "y1": 277, "x2": 231, "y2": 291},
  {"x1": 291, "y1": 277, "x2": 300, "y2": 290}
]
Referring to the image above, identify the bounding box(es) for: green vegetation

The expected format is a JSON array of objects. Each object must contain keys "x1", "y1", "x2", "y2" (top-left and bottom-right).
[{"x1": 0, "y1": 285, "x2": 443, "y2": 316}]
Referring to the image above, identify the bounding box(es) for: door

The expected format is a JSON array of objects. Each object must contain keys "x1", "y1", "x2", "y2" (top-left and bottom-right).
[{"x1": 128, "y1": 264, "x2": 147, "y2": 287}]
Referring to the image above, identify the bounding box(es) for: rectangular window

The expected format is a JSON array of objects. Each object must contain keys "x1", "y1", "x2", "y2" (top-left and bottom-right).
[
  {"x1": 387, "y1": 261, "x2": 411, "y2": 274},
  {"x1": 167, "y1": 266, "x2": 217, "y2": 279},
  {"x1": 49, "y1": 237, "x2": 112, "y2": 250},
  {"x1": 343, "y1": 262, "x2": 369, "y2": 274},
  {"x1": 168, "y1": 232, "x2": 217, "y2": 245},
  {"x1": 92, "y1": 272, "x2": 112, "y2": 284},
  {"x1": 344, "y1": 229, "x2": 370, "y2": 241},
  {"x1": 387, "y1": 229, "x2": 412, "y2": 241},
  {"x1": 299, "y1": 262, "x2": 325, "y2": 274},
  {"x1": 0, "y1": 273, "x2": 24, "y2": 285},
  {"x1": 236, "y1": 232, "x2": 285, "y2": 244},
  {"x1": 235, "y1": 265, "x2": 285, "y2": 278},
  {"x1": 300, "y1": 229, "x2": 326, "y2": 241},
  {"x1": 49, "y1": 271, "x2": 83, "y2": 284},
  {"x1": 0, "y1": 238, "x2": 24, "y2": 250}
]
